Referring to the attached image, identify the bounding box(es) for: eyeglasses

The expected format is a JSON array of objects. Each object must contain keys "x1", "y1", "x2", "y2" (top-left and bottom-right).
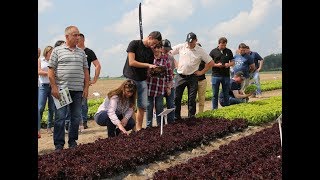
[{"x1": 154, "y1": 45, "x2": 162, "y2": 49}]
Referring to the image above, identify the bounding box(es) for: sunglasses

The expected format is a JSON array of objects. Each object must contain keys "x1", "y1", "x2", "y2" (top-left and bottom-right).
[{"x1": 124, "y1": 81, "x2": 136, "y2": 88}]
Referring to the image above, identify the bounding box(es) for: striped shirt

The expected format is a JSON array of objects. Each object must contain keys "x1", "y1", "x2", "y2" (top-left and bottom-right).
[
  {"x1": 48, "y1": 44, "x2": 89, "y2": 91},
  {"x1": 147, "y1": 54, "x2": 173, "y2": 97}
]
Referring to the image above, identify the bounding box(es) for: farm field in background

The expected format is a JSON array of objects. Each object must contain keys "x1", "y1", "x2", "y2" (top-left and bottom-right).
[{"x1": 87, "y1": 71, "x2": 282, "y2": 99}]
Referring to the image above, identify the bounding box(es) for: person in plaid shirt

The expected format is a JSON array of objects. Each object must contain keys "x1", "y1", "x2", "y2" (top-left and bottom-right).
[{"x1": 146, "y1": 43, "x2": 173, "y2": 127}]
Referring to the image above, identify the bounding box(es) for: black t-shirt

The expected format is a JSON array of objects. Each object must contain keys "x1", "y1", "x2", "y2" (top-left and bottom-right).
[
  {"x1": 123, "y1": 40, "x2": 154, "y2": 81},
  {"x1": 84, "y1": 47, "x2": 97, "y2": 75},
  {"x1": 209, "y1": 47, "x2": 234, "y2": 77},
  {"x1": 219, "y1": 78, "x2": 241, "y2": 99},
  {"x1": 197, "y1": 61, "x2": 206, "y2": 81}
]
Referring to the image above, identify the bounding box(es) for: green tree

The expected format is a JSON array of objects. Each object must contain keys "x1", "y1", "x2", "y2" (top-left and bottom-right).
[{"x1": 262, "y1": 53, "x2": 282, "y2": 71}]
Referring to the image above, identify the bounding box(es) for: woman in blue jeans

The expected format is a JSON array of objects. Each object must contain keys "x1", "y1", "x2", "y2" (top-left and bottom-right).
[
  {"x1": 38, "y1": 46, "x2": 55, "y2": 137},
  {"x1": 94, "y1": 80, "x2": 137, "y2": 137}
]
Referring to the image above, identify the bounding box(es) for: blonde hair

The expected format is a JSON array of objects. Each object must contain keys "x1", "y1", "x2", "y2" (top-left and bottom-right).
[{"x1": 42, "y1": 46, "x2": 53, "y2": 57}]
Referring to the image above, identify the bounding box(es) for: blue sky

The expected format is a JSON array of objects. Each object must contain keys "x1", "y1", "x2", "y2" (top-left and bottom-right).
[{"x1": 38, "y1": 0, "x2": 282, "y2": 77}]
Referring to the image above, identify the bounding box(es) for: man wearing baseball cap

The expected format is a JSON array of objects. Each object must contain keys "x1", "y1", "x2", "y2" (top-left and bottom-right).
[
  {"x1": 170, "y1": 32, "x2": 215, "y2": 119},
  {"x1": 219, "y1": 71, "x2": 253, "y2": 106}
]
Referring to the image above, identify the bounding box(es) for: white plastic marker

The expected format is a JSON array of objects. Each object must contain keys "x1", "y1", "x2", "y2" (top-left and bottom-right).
[
  {"x1": 277, "y1": 114, "x2": 282, "y2": 146},
  {"x1": 93, "y1": 92, "x2": 100, "y2": 97},
  {"x1": 157, "y1": 108, "x2": 175, "y2": 135}
]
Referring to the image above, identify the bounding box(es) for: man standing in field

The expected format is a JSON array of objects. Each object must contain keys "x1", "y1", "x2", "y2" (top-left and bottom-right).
[
  {"x1": 77, "y1": 33, "x2": 101, "y2": 129},
  {"x1": 123, "y1": 31, "x2": 162, "y2": 131},
  {"x1": 246, "y1": 45, "x2": 264, "y2": 98},
  {"x1": 232, "y1": 43, "x2": 255, "y2": 91},
  {"x1": 209, "y1": 37, "x2": 234, "y2": 109},
  {"x1": 48, "y1": 25, "x2": 89, "y2": 150},
  {"x1": 170, "y1": 32, "x2": 214, "y2": 119}
]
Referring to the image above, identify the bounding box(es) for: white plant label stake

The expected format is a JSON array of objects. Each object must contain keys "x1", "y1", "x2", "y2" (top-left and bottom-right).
[{"x1": 158, "y1": 108, "x2": 175, "y2": 136}]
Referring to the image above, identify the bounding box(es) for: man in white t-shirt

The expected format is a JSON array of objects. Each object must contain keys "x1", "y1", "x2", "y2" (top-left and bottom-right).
[{"x1": 170, "y1": 32, "x2": 215, "y2": 119}]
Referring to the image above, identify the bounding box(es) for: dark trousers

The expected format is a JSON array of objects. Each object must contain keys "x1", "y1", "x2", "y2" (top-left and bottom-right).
[
  {"x1": 174, "y1": 74, "x2": 198, "y2": 119},
  {"x1": 94, "y1": 111, "x2": 135, "y2": 137}
]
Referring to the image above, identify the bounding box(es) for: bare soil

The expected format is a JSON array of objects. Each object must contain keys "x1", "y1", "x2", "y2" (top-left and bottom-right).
[
  {"x1": 38, "y1": 72, "x2": 282, "y2": 177},
  {"x1": 38, "y1": 73, "x2": 282, "y2": 180}
]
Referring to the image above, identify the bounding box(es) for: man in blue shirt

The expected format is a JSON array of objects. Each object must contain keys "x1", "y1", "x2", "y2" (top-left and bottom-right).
[
  {"x1": 246, "y1": 46, "x2": 264, "y2": 98},
  {"x1": 232, "y1": 43, "x2": 255, "y2": 91}
]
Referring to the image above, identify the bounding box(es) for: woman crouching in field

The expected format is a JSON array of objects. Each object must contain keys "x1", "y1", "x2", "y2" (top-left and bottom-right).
[{"x1": 94, "y1": 80, "x2": 137, "y2": 137}]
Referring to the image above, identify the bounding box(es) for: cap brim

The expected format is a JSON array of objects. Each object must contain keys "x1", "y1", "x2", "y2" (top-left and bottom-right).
[
  {"x1": 164, "y1": 47, "x2": 172, "y2": 50},
  {"x1": 186, "y1": 38, "x2": 193, "y2": 42}
]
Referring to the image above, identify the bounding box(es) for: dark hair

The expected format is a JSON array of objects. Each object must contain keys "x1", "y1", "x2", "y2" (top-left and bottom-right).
[
  {"x1": 149, "y1": 31, "x2": 162, "y2": 41},
  {"x1": 80, "y1": 33, "x2": 85, "y2": 39},
  {"x1": 246, "y1": 45, "x2": 250, "y2": 49},
  {"x1": 54, "y1": 40, "x2": 65, "y2": 47},
  {"x1": 218, "y1": 37, "x2": 228, "y2": 44},
  {"x1": 238, "y1": 43, "x2": 247, "y2": 49}
]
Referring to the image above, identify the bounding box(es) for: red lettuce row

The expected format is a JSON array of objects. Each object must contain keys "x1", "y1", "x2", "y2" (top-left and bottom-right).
[
  {"x1": 153, "y1": 123, "x2": 281, "y2": 180},
  {"x1": 38, "y1": 118, "x2": 247, "y2": 179}
]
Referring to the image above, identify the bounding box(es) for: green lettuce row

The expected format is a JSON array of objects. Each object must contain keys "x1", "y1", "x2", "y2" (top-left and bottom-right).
[
  {"x1": 196, "y1": 96, "x2": 282, "y2": 125},
  {"x1": 40, "y1": 80, "x2": 281, "y2": 127}
]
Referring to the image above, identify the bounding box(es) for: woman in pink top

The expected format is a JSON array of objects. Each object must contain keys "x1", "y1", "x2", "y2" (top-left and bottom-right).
[{"x1": 94, "y1": 80, "x2": 137, "y2": 137}]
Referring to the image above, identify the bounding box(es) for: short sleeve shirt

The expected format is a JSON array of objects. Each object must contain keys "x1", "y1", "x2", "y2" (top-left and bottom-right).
[
  {"x1": 171, "y1": 43, "x2": 212, "y2": 75},
  {"x1": 123, "y1": 40, "x2": 154, "y2": 81}
]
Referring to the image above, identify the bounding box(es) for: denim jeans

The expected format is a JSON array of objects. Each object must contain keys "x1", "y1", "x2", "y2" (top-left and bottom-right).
[
  {"x1": 94, "y1": 111, "x2": 135, "y2": 137},
  {"x1": 131, "y1": 79, "x2": 148, "y2": 110},
  {"x1": 146, "y1": 95, "x2": 164, "y2": 127},
  {"x1": 211, "y1": 76, "x2": 230, "y2": 109},
  {"x1": 252, "y1": 71, "x2": 261, "y2": 95},
  {"x1": 53, "y1": 91, "x2": 82, "y2": 149},
  {"x1": 174, "y1": 74, "x2": 198, "y2": 119},
  {"x1": 219, "y1": 95, "x2": 247, "y2": 106},
  {"x1": 164, "y1": 87, "x2": 175, "y2": 123},
  {"x1": 229, "y1": 97, "x2": 247, "y2": 105},
  {"x1": 81, "y1": 97, "x2": 88, "y2": 123},
  {"x1": 38, "y1": 84, "x2": 55, "y2": 130}
]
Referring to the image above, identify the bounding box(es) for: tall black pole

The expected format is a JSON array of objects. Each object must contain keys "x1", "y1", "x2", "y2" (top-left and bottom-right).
[{"x1": 139, "y1": 3, "x2": 143, "y2": 40}]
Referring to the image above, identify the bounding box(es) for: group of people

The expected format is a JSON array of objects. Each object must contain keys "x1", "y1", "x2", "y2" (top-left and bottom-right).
[
  {"x1": 38, "y1": 26, "x2": 101, "y2": 150},
  {"x1": 38, "y1": 25, "x2": 264, "y2": 151}
]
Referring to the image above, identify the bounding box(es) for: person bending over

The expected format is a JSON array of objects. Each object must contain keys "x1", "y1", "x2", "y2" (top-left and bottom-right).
[
  {"x1": 94, "y1": 80, "x2": 137, "y2": 137},
  {"x1": 219, "y1": 71, "x2": 253, "y2": 106}
]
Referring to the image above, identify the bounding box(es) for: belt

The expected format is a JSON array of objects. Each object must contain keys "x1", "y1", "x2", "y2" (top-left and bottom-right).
[{"x1": 178, "y1": 74, "x2": 195, "y2": 78}]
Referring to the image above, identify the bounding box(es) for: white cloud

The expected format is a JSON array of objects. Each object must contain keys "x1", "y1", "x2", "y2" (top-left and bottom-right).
[
  {"x1": 274, "y1": 25, "x2": 282, "y2": 50},
  {"x1": 38, "y1": 0, "x2": 53, "y2": 13},
  {"x1": 104, "y1": 44, "x2": 127, "y2": 56},
  {"x1": 200, "y1": 0, "x2": 220, "y2": 7},
  {"x1": 207, "y1": 0, "x2": 275, "y2": 39},
  {"x1": 107, "y1": 0, "x2": 194, "y2": 36},
  {"x1": 243, "y1": 39, "x2": 260, "y2": 49},
  {"x1": 48, "y1": 34, "x2": 65, "y2": 47},
  {"x1": 100, "y1": 44, "x2": 128, "y2": 77}
]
